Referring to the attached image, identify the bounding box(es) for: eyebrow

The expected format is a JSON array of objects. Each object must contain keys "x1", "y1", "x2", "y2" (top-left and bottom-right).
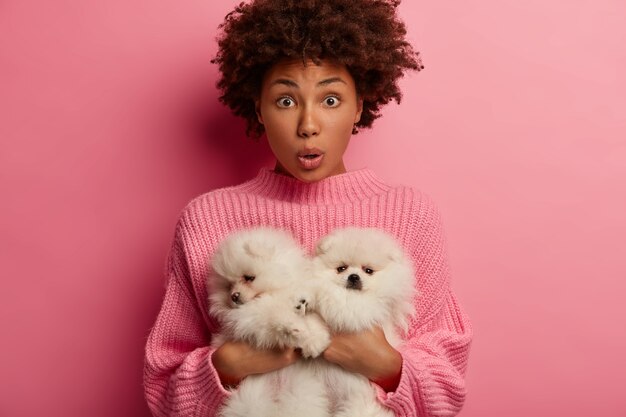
[{"x1": 269, "y1": 77, "x2": 347, "y2": 88}]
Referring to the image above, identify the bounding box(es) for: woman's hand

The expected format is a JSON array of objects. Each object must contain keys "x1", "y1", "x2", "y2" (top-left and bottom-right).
[
  {"x1": 211, "y1": 340, "x2": 299, "y2": 387},
  {"x1": 322, "y1": 327, "x2": 403, "y2": 392}
]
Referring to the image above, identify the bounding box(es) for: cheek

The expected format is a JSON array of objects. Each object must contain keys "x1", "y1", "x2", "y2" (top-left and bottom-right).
[
  {"x1": 332, "y1": 271, "x2": 348, "y2": 285},
  {"x1": 266, "y1": 137, "x2": 295, "y2": 168},
  {"x1": 325, "y1": 110, "x2": 356, "y2": 141},
  {"x1": 263, "y1": 108, "x2": 282, "y2": 125},
  {"x1": 263, "y1": 116, "x2": 293, "y2": 150},
  {"x1": 325, "y1": 108, "x2": 356, "y2": 130},
  {"x1": 261, "y1": 103, "x2": 294, "y2": 130}
]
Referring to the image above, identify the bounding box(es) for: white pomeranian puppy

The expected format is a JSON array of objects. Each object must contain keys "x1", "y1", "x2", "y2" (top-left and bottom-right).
[
  {"x1": 208, "y1": 227, "x2": 331, "y2": 417},
  {"x1": 312, "y1": 227, "x2": 417, "y2": 417}
]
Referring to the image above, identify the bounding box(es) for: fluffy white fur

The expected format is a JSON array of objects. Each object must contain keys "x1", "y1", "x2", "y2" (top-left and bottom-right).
[
  {"x1": 311, "y1": 227, "x2": 417, "y2": 417},
  {"x1": 208, "y1": 227, "x2": 331, "y2": 417},
  {"x1": 208, "y1": 226, "x2": 416, "y2": 417}
]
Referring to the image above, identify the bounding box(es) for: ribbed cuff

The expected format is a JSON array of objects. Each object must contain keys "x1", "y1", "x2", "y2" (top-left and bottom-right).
[
  {"x1": 192, "y1": 346, "x2": 233, "y2": 416},
  {"x1": 380, "y1": 349, "x2": 467, "y2": 417}
]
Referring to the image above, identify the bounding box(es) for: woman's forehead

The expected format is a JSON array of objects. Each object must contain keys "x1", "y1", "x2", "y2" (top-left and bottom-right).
[{"x1": 262, "y1": 59, "x2": 354, "y2": 88}]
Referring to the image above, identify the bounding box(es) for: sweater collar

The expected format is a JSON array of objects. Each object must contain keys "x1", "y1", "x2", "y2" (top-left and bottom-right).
[{"x1": 237, "y1": 166, "x2": 392, "y2": 204}]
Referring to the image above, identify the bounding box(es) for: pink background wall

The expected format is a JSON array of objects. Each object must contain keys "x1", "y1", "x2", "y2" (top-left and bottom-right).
[{"x1": 1, "y1": 0, "x2": 624, "y2": 416}]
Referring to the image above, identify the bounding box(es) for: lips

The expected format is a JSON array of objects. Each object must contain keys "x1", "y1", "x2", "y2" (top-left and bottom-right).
[
  {"x1": 297, "y1": 148, "x2": 324, "y2": 158},
  {"x1": 297, "y1": 148, "x2": 324, "y2": 170}
]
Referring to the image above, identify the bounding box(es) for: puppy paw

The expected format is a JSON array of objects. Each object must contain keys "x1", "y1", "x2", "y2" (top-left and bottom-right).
[
  {"x1": 296, "y1": 316, "x2": 331, "y2": 358},
  {"x1": 272, "y1": 318, "x2": 306, "y2": 348},
  {"x1": 276, "y1": 321, "x2": 301, "y2": 336},
  {"x1": 299, "y1": 338, "x2": 330, "y2": 358}
]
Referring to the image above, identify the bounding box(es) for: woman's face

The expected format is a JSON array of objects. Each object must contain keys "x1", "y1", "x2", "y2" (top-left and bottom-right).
[{"x1": 256, "y1": 59, "x2": 363, "y2": 183}]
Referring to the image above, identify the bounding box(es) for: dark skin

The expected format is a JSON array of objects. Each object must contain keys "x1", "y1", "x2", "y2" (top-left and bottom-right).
[
  {"x1": 212, "y1": 326, "x2": 402, "y2": 392},
  {"x1": 322, "y1": 327, "x2": 403, "y2": 392}
]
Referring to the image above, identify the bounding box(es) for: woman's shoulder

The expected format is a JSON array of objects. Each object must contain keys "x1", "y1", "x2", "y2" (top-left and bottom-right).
[
  {"x1": 381, "y1": 177, "x2": 443, "y2": 216},
  {"x1": 378, "y1": 179, "x2": 448, "y2": 245},
  {"x1": 173, "y1": 180, "x2": 255, "y2": 229},
  {"x1": 187, "y1": 182, "x2": 247, "y2": 208}
]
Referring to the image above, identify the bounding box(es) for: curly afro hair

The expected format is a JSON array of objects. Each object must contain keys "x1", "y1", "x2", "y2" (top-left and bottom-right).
[{"x1": 211, "y1": 0, "x2": 424, "y2": 138}]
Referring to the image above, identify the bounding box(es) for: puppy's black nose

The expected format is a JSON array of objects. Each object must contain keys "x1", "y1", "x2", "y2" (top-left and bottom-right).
[
  {"x1": 231, "y1": 292, "x2": 241, "y2": 304},
  {"x1": 348, "y1": 274, "x2": 360, "y2": 284},
  {"x1": 346, "y1": 274, "x2": 362, "y2": 290}
]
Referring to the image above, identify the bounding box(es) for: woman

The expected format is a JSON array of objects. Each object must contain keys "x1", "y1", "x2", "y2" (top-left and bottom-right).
[{"x1": 144, "y1": 1, "x2": 472, "y2": 416}]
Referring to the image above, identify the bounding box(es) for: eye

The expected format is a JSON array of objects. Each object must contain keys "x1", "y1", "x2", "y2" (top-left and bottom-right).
[
  {"x1": 323, "y1": 96, "x2": 340, "y2": 108},
  {"x1": 243, "y1": 275, "x2": 255, "y2": 282},
  {"x1": 362, "y1": 267, "x2": 374, "y2": 275},
  {"x1": 276, "y1": 97, "x2": 295, "y2": 108},
  {"x1": 336, "y1": 265, "x2": 348, "y2": 273}
]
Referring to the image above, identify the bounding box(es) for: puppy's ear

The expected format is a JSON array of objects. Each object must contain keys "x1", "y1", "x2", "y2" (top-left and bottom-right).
[
  {"x1": 386, "y1": 246, "x2": 403, "y2": 263},
  {"x1": 315, "y1": 235, "x2": 333, "y2": 256},
  {"x1": 376, "y1": 232, "x2": 404, "y2": 264},
  {"x1": 244, "y1": 240, "x2": 275, "y2": 259},
  {"x1": 210, "y1": 248, "x2": 228, "y2": 277}
]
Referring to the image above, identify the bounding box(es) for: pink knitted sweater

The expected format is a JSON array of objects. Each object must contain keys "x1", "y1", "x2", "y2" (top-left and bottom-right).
[{"x1": 144, "y1": 167, "x2": 472, "y2": 417}]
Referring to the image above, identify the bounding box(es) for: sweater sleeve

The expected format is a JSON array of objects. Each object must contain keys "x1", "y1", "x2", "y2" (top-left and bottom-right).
[
  {"x1": 377, "y1": 193, "x2": 473, "y2": 417},
  {"x1": 143, "y1": 221, "x2": 231, "y2": 416}
]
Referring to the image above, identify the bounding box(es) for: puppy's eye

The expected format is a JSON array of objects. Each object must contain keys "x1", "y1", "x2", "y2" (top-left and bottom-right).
[
  {"x1": 362, "y1": 267, "x2": 374, "y2": 275},
  {"x1": 243, "y1": 275, "x2": 255, "y2": 282},
  {"x1": 336, "y1": 265, "x2": 348, "y2": 273}
]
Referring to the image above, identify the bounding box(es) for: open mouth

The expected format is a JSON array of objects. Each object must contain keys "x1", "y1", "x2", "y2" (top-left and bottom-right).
[
  {"x1": 297, "y1": 148, "x2": 323, "y2": 158},
  {"x1": 297, "y1": 153, "x2": 324, "y2": 169}
]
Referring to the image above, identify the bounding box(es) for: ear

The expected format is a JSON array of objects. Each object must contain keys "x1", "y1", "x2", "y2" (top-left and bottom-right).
[
  {"x1": 244, "y1": 240, "x2": 275, "y2": 259},
  {"x1": 387, "y1": 248, "x2": 401, "y2": 263},
  {"x1": 315, "y1": 235, "x2": 333, "y2": 256},
  {"x1": 210, "y1": 249, "x2": 228, "y2": 277},
  {"x1": 384, "y1": 237, "x2": 406, "y2": 264},
  {"x1": 354, "y1": 97, "x2": 363, "y2": 124},
  {"x1": 255, "y1": 100, "x2": 264, "y2": 125}
]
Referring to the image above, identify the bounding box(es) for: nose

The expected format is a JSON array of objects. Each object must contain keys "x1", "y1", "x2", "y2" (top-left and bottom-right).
[
  {"x1": 231, "y1": 292, "x2": 241, "y2": 303},
  {"x1": 348, "y1": 274, "x2": 360, "y2": 284},
  {"x1": 297, "y1": 106, "x2": 320, "y2": 138}
]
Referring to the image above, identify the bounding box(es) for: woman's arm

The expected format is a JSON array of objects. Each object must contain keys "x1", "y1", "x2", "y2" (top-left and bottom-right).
[
  {"x1": 377, "y1": 194, "x2": 472, "y2": 417},
  {"x1": 381, "y1": 290, "x2": 472, "y2": 417},
  {"x1": 322, "y1": 327, "x2": 403, "y2": 392},
  {"x1": 322, "y1": 193, "x2": 473, "y2": 416},
  {"x1": 144, "y1": 266, "x2": 229, "y2": 417},
  {"x1": 321, "y1": 291, "x2": 472, "y2": 417},
  {"x1": 143, "y1": 224, "x2": 298, "y2": 416},
  {"x1": 212, "y1": 341, "x2": 299, "y2": 386}
]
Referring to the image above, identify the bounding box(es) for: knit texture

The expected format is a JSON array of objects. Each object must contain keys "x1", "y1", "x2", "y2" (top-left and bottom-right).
[{"x1": 144, "y1": 167, "x2": 473, "y2": 417}]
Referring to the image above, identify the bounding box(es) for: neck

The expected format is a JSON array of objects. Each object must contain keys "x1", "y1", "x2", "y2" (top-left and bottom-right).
[{"x1": 237, "y1": 166, "x2": 392, "y2": 205}]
